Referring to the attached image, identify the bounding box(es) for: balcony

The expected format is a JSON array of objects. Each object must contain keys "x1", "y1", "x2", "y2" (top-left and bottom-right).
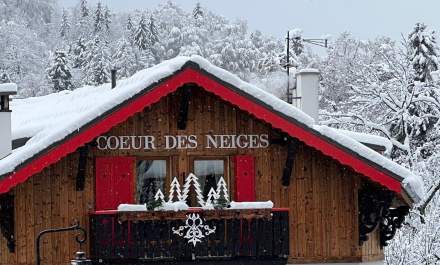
[{"x1": 90, "y1": 208, "x2": 289, "y2": 265}]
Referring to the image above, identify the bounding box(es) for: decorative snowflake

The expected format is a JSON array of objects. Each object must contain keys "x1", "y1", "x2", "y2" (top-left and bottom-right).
[{"x1": 172, "y1": 213, "x2": 216, "y2": 246}]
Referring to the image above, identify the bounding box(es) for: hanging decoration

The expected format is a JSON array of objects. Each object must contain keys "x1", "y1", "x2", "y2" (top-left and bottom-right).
[{"x1": 172, "y1": 213, "x2": 216, "y2": 246}]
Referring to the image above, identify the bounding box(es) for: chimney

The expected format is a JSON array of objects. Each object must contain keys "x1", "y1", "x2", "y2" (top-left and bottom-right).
[
  {"x1": 295, "y1": 69, "x2": 320, "y2": 121},
  {"x1": 0, "y1": 83, "x2": 17, "y2": 160}
]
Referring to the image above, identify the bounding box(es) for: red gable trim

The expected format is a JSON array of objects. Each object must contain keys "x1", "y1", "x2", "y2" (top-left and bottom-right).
[{"x1": 0, "y1": 66, "x2": 402, "y2": 196}]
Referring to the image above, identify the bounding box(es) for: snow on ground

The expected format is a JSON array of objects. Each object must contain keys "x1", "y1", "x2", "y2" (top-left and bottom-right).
[{"x1": 0, "y1": 56, "x2": 424, "y2": 202}]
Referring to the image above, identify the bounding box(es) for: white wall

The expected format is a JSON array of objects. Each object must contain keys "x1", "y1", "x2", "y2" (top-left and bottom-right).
[{"x1": 0, "y1": 112, "x2": 12, "y2": 160}]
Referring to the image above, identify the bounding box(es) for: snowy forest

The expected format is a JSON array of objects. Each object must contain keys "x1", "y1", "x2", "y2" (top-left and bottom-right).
[{"x1": 1, "y1": 0, "x2": 440, "y2": 263}]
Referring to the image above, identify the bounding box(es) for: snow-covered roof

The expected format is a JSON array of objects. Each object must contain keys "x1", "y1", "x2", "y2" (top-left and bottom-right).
[
  {"x1": 0, "y1": 56, "x2": 424, "y2": 203},
  {"x1": 0, "y1": 83, "x2": 17, "y2": 94},
  {"x1": 335, "y1": 129, "x2": 393, "y2": 154}
]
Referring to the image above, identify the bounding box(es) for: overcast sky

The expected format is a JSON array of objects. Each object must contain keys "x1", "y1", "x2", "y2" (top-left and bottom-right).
[{"x1": 60, "y1": 0, "x2": 440, "y2": 42}]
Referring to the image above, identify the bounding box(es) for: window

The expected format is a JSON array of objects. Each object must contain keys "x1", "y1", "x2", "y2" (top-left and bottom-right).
[
  {"x1": 193, "y1": 159, "x2": 225, "y2": 201},
  {"x1": 136, "y1": 160, "x2": 167, "y2": 204}
]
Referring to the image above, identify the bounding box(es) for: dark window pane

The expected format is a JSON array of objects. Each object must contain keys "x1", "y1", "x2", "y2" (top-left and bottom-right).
[
  {"x1": 136, "y1": 160, "x2": 166, "y2": 204},
  {"x1": 194, "y1": 160, "x2": 224, "y2": 201}
]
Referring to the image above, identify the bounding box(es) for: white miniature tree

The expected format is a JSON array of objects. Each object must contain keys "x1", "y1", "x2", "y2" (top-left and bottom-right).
[
  {"x1": 215, "y1": 177, "x2": 229, "y2": 209},
  {"x1": 181, "y1": 173, "x2": 205, "y2": 207},
  {"x1": 204, "y1": 188, "x2": 217, "y2": 209},
  {"x1": 154, "y1": 189, "x2": 165, "y2": 203},
  {"x1": 168, "y1": 177, "x2": 182, "y2": 202},
  {"x1": 216, "y1": 177, "x2": 229, "y2": 202}
]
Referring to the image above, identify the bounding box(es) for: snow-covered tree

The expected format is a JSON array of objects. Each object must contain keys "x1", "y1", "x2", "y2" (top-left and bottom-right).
[
  {"x1": 408, "y1": 23, "x2": 439, "y2": 82},
  {"x1": 60, "y1": 9, "x2": 70, "y2": 38},
  {"x1": 72, "y1": 37, "x2": 87, "y2": 68},
  {"x1": 82, "y1": 37, "x2": 111, "y2": 85},
  {"x1": 193, "y1": 2, "x2": 203, "y2": 20},
  {"x1": 134, "y1": 14, "x2": 149, "y2": 50},
  {"x1": 112, "y1": 37, "x2": 137, "y2": 78},
  {"x1": 0, "y1": 71, "x2": 11, "y2": 84},
  {"x1": 93, "y1": 2, "x2": 105, "y2": 34},
  {"x1": 104, "y1": 6, "x2": 111, "y2": 32},
  {"x1": 47, "y1": 50, "x2": 72, "y2": 92},
  {"x1": 80, "y1": 0, "x2": 89, "y2": 18}
]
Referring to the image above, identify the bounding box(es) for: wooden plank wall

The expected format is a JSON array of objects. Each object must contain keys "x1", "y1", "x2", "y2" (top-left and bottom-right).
[{"x1": 0, "y1": 87, "x2": 382, "y2": 264}]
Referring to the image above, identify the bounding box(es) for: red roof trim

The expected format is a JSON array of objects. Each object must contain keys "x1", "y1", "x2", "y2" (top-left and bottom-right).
[{"x1": 0, "y1": 66, "x2": 402, "y2": 196}]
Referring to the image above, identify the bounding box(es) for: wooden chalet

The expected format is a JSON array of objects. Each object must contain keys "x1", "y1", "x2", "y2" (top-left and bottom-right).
[{"x1": 0, "y1": 56, "x2": 423, "y2": 265}]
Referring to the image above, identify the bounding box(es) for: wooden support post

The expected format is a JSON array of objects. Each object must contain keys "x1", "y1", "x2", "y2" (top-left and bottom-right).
[
  {"x1": 0, "y1": 193, "x2": 15, "y2": 252},
  {"x1": 281, "y1": 138, "x2": 298, "y2": 186},
  {"x1": 177, "y1": 86, "x2": 192, "y2": 130},
  {"x1": 76, "y1": 145, "x2": 89, "y2": 191}
]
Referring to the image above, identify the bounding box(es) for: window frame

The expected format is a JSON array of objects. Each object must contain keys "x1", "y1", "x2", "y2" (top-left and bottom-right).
[
  {"x1": 134, "y1": 156, "x2": 171, "y2": 204},
  {"x1": 189, "y1": 156, "x2": 231, "y2": 204}
]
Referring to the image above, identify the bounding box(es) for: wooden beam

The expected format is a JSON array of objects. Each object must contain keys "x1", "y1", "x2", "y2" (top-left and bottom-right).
[
  {"x1": 282, "y1": 138, "x2": 298, "y2": 186},
  {"x1": 76, "y1": 145, "x2": 89, "y2": 191},
  {"x1": 177, "y1": 86, "x2": 192, "y2": 130},
  {"x1": 0, "y1": 193, "x2": 15, "y2": 252}
]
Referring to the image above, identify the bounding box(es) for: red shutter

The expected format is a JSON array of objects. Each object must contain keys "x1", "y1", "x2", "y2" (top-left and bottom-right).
[
  {"x1": 234, "y1": 155, "x2": 255, "y2": 202},
  {"x1": 95, "y1": 157, "x2": 134, "y2": 210}
]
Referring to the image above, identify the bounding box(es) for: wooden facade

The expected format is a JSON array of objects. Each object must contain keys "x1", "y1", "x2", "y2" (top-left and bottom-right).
[{"x1": 0, "y1": 86, "x2": 391, "y2": 264}]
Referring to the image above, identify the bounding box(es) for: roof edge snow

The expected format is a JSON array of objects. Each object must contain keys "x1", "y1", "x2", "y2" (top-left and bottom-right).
[{"x1": 0, "y1": 56, "x2": 424, "y2": 204}]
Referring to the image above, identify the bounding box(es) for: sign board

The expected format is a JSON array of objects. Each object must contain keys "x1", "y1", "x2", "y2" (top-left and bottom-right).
[{"x1": 96, "y1": 134, "x2": 269, "y2": 150}]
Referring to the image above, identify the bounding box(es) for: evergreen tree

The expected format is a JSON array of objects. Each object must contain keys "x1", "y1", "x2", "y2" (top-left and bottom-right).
[
  {"x1": 60, "y1": 9, "x2": 70, "y2": 38},
  {"x1": 112, "y1": 37, "x2": 137, "y2": 78},
  {"x1": 83, "y1": 37, "x2": 111, "y2": 85},
  {"x1": 148, "y1": 15, "x2": 159, "y2": 46},
  {"x1": 104, "y1": 6, "x2": 111, "y2": 32},
  {"x1": 94, "y1": 2, "x2": 105, "y2": 34},
  {"x1": 72, "y1": 37, "x2": 87, "y2": 68},
  {"x1": 47, "y1": 50, "x2": 72, "y2": 92},
  {"x1": 80, "y1": 0, "x2": 89, "y2": 18},
  {"x1": 134, "y1": 14, "x2": 149, "y2": 50},
  {"x1": 181, "y1": 173, "x2": 205, "y2": 206},
  {"x1": 193, "y1": 2, "x2": 203, "y2": 20},
  {"x1": 409, "y1": 23, "x2": 439, "y2": 82},
  {"x1": 126, "y1": 15, "x2": 134, "y2": 32}
]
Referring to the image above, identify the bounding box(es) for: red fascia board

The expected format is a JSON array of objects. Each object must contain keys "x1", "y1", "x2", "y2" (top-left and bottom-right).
[{"x1": 0, "y1": 66, "x2": 402, "y2": 196}]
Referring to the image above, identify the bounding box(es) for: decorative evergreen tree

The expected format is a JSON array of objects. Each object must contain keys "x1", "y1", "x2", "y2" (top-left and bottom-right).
[
  {"x1": 181, "y1": 173, "x2": 205, "y2": 206},
  {"x1": 168, "y1": 177, "x2": 182, "y2": 202},
  {"x1": 94, "y1": 2, "x2": 105, "y2": 34},
  {"x1": 60, "y1": 9, "x2": 70, "y2": 38},
  {"x1": 47, "y1": 50, "x2": 72, "y2": 92},
  {"x1": 80, "y1": 0, "x2": 89, "y2": 18},
  {"x1": 409, "y1": 23, "x2": 439, "y2": 82},
  {"x1": 146, "y1": 189, "x2": 164, "y2": 210},
  {"x1": 204, "y1": 188, "x2": 217, "y2": 209},
  {"x1": 214, "y1": 177, "x2": 229, "y2": 209},
  {"x1": 134, "y1": 14, "x2": 149, "y2": 50}
]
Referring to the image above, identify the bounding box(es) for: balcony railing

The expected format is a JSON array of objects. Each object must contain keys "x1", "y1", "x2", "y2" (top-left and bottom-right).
[{"x1": 90, "y1": 208, "x2": 289, "y2": 264}]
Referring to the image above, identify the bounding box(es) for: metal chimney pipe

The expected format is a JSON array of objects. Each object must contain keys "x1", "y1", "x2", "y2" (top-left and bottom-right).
[{"x1": 111, "y1": 69, "x2": 117, "y2": 89}]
